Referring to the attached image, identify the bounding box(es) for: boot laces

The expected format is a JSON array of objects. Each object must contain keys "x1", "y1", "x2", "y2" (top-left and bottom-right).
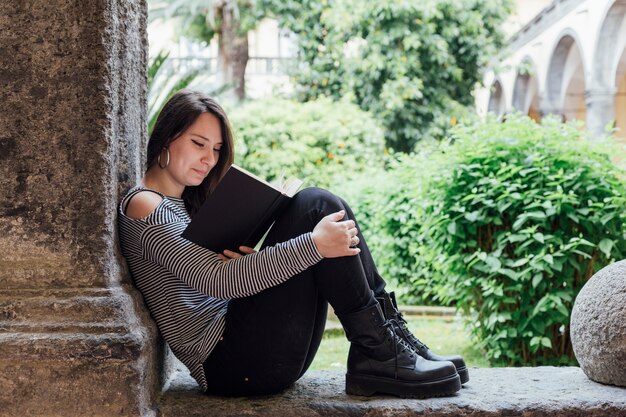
[
  {"x1": 382, "y1": 320, "x2": 415, "y2": 379},
  {"x1": 393, "y1": 311, "x2": 429, "y2": 351}
]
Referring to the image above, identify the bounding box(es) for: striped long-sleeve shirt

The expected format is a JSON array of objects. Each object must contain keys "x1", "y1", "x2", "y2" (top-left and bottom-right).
[{"x1": 118, "y1": 186, "x2": 323, "y2": 390}]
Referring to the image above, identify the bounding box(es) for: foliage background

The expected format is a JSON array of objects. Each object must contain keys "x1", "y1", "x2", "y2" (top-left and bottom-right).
[
  {"x1": 227, "y1": 97, "x2": 386, "y2": 189},
  {"x1": 148, "y1": 0, "x2": 512, "y2": 150},
  {"x1": 343, "y1": 115, "x2": 626, "y2": 365},
  {"x1": 145, "y1": 0, "x2": 626, "y2": 367},
  {"x1": 262, "y1": 0, "x2": 512, "y2": 151}
]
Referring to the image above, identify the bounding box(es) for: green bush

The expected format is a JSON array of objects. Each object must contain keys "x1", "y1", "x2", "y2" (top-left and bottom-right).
[
  {"x1": 338, "y1": 152, "x2": 439, "y2": 305},
  {"x1": 227, "y1": 96, "x2": 386, "y2": 189},
  {"x1": 417, "y1": 115, "x2": 626, "y2": 365},
  {"x1": 343, "y1": 115, "x2": 626, "y2": 365}
]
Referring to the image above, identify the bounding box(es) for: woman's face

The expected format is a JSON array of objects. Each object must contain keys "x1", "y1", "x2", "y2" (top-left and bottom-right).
[{"x1": 166, "y1": 112, "x2": 223, "y2": 188}]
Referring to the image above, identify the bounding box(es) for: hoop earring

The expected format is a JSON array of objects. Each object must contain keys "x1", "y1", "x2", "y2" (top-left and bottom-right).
[{"x1": 158, "y1": 147, "x2": 170, "y2": 169}]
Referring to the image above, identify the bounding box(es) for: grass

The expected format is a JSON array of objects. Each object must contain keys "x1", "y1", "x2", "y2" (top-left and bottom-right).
[{"x1": 309, "y1": 316, "x2": 491, "y2": 371}]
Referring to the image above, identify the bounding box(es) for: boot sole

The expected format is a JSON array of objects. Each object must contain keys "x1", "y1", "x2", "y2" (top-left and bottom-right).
[
  {"x1": 345, "y1": 372, "x2": 461, "y2": 399},
  {"x1": 456, "y1": 366, "x2": 469, "y2": 384}
]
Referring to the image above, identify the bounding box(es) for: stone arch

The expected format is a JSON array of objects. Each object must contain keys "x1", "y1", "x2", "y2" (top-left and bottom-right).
[
  {"x1": 593, "y1": 0, "x2": 626, "y2": 138},
  {"x1": 488, "y1": 79, "x2": 507, "y2": 116},
  {"x1": 593, "y1": 0, "x2": 626, "y2": 89},
  {"x1": 546, "y1": 31, "x2": 587, "y2": 122},
  {"x1": 512, "y1": 56, "x2": 541, "y2": 121}
]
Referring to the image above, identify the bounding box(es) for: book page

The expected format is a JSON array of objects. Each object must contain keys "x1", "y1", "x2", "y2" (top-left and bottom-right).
[{"x1": 281, "y1": 177, "x2": 304, "y2": 197}]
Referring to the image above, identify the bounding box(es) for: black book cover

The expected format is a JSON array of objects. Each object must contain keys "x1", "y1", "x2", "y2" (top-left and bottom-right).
[{"x1": 182, "y1": 165, "x2": 297, "y2": 253}]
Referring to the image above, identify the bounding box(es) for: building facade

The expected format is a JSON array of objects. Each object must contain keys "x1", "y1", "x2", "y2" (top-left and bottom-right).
[
  {"x1": 149, "y1": 18, "x2": 297, "y2": 99},
  {"x1": 477, "y1": 0, "x2": 626, "y2": 139}
]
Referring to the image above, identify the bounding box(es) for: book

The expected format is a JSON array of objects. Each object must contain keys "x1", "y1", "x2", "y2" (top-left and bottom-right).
[{"x1": 182, "y1": 164, "x2": 303, "y2": 253}]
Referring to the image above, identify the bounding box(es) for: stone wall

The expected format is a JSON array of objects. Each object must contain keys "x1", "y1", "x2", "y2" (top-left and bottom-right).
[{"x1": 0, "y1": 1, "x2": 160, "y2": 415}]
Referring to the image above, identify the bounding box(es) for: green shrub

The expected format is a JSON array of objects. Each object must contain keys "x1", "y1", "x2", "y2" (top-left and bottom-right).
[
  {"x1": 338, "y1": 152, "x2": 440, "y2": 305},
  {"x1": 418, "y1": 115, "x2": 626, "y2": 365},
  {"x1": 228, "y1": 96, "x2": 386, "y2": 189},
  {"x1": 343, "y1": 115, "x2": 626, "y2": 364}
]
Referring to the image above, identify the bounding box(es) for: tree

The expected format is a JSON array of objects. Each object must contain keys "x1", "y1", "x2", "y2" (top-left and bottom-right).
[
  {"x1": 149, "y1": 0, "x2": 261, "y2": 101},
  {"x1": 257, "y1": 0, "x2": 348, "y2": 101},
  {"x1": 263, "y1": 0, "x2": 513, "y2": 152}
]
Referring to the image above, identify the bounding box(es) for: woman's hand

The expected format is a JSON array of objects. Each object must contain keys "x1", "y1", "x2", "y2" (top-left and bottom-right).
[
  {"x1": 218, "y1": 246, "x2": 257, "y2": 261},
  {"x1": 311, "y1": 210, "x2": 361, "y2": 258}
]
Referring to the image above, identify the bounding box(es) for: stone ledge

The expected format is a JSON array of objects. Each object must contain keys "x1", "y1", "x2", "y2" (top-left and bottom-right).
[
  {"x1": 159, "y1": 367, "x2": 626, "y2": 416},
  {"x1": 0, "y1": 288, "x2": 123, "y2": 324}
]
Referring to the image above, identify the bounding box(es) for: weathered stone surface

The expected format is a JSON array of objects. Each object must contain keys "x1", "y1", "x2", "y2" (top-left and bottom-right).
[
  {"x1": 0, "y1": 0, "x2": 147, "y2": 287},
  {"x1": 160, "y1": 368, "x2": 626, "y2": 417},
  {"x1": 0, "y1": 285, "x2": 161, "y2": 417},
  {"x1": 0, "y1": 0, "x2": 162, "y2": 415},
  {"x1": 571, "y1": 260, "x2": 626, "y2": 387},
  {"x1": 0, "y1": 332, "x2": 150, "y2": 417},
  {"x1": 0, "y1": 288, "x2": 124, "y2": 328}
]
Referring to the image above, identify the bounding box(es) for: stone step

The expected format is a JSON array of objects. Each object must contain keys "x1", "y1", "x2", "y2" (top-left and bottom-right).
[
  {"x1": 0, "y1": 330, "x2": 156, "y2": 417},
  {"x1": 0, "y1": 286, "x2": 161, "y2": 417},
  {"x1": 0, "y1": 287, "x2": 131, "y2": 332},
  {"x1": 0, "y1": 321, "x2": 129, "y2": 334},
  {"x1": 158, "y1": 367, "x2": 626, "y2": 416},
  {"x1": 0, "y1": 331, "x2": 145, "y2": 359}
]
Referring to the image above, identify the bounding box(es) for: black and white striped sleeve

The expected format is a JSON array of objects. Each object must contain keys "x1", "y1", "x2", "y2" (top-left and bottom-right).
[{"x1": 140, "y1": 220, "x2": 323, "y2": 299}]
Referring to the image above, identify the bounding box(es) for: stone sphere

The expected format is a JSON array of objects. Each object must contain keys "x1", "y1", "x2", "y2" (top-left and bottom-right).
[{"x1": 571, "y1": 260, "x2": 626, "y2": 387}]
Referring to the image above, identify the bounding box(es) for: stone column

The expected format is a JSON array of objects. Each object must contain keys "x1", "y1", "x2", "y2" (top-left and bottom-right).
[
  {"x1": 0, "y1": 1, "x2": 160, "y2": 416},
  {"x1": 538, "y1": 93, "x2": 563, "y2": 121},
  {"x1": 586, "y1": 88, "x2": 616, "y2": 137}
]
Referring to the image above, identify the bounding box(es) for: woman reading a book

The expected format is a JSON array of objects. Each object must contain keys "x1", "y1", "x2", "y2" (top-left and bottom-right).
[{"x1": 118, "y1": 90, "x2": 468, "y2": 399}]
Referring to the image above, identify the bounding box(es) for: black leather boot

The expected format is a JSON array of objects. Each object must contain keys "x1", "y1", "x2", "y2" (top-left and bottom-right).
[
  {"x1": 337, "y1": 303, "x2": 461, "y2": 398},
  {"x1": 376, "y1": 292, "x2": 470, "y2": 384}
]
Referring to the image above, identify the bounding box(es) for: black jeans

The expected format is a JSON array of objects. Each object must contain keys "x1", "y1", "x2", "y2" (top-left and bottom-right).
[{"x1": 202, "y1": 187, "x2": 387, "y2": 396}]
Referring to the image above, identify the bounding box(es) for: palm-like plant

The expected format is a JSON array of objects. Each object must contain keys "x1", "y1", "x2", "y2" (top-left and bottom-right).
[
  {"x1": 147, "y1": 48, "x2": 228, "y2": 134},
  {"x1": 148, "y1": 50, "x2": 197, "y2": 134}
]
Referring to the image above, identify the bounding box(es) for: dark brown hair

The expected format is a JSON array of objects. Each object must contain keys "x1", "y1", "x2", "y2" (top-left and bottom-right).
[{"x1": 147, "y1": 90, "x2": 234, "y2": 217}]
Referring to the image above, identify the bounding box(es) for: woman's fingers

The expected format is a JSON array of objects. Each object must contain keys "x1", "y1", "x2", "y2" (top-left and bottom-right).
[
  {"x1": 238, "y1": 246, "x2": 257, "y2": 254},
  {"x1": 222, "y1": 249, "x2": 243, "y2": 259},
  {"x1": 312, "y1": 210, "x2": 363, "y2": 258},
  {"x1": 220, "y1": 246, "x2": 257, "y2": 261},
  {"x1": 323, "y1": 210, "x2": 346, "y2": 223},
  {"x1": 347, "y1": 247, "x2": 361, "y2": 255},
  {"x1": 218, "y1": 246, "x2": 257, "y2": 262}
]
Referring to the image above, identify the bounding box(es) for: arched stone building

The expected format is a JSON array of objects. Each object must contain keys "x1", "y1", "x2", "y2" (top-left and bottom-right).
[{"x1": 478, "y1": 0, "x2": 626, "y2": 139}]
